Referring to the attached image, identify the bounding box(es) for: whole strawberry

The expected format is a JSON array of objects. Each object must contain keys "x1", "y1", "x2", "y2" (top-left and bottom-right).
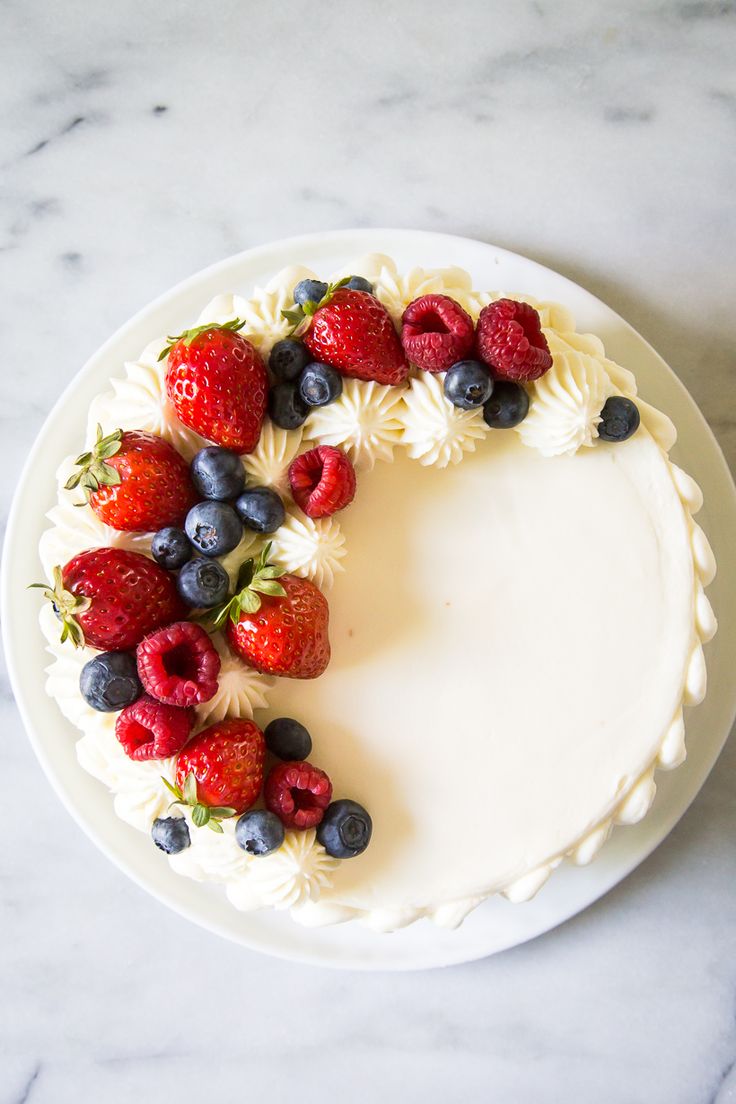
[
  {"x1": 162, "y1": 319, "x2": 267, "y2": 454},
  {"x1": 32, "y1": 548, "x2": 186, "y2": 650},
  {"x1": 286, "y1": 282, "x2": 408, "y2": 386},
  {"x1": 171, "y1": 719, "x2": 266, "y2": 823},
  {"x1": 214, "y1": 543, "x2": 330, "y2": 679},
  {"x1": 65, "y1": 426, "x2": 197, "y2": 532}
]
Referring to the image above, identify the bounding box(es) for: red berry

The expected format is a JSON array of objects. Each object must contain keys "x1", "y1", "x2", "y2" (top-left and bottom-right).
[
  {"x1": 165, "y1": 323, "x2": 267, "y2": 454},
  {"x1": 175, "y1": 719, "x2": 265, "y2": 814},
  {"x1": 401, "y1": 294, "x2": 475, "y2": 373},
  {"x1": 264, "y1": 760, "x2": 333, "y2": 830},
  {"x1": 304, "y1": 288, "x2": 408, "y2": 386},
  {"x1": 226, "y1": 573, "x2": 330, "y2": 680},
  {"x1": 49, "y1": 548, "x2": 186, "y2": 651},
  {"x1": 116, "y1": 694, "x2": 194, "y2": 761},
  {"x1": 137, "y1": 621, "x2": 220, "y2": 707},
  {"x1": 288, "y1": 445, "x2": 356, "y2": 519},
  {"x1": 67, "y1": 427, "x2": 197, "y2": 532},
  {"x1": 476, "y1": 299, "x2": 552, "y2": 382}
]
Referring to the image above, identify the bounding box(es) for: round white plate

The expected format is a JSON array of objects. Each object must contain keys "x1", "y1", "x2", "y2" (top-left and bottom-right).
[{"x1": 4, "y1": 229, "x2": 735, "y2": 971}]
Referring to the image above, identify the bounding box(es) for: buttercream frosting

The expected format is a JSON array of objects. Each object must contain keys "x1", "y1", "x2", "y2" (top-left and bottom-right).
[
  {"x1": 305, "y1": 378, "x2": 405, "y2": 471},
  {"x1": 242, "y1": 421, "x2": 303, "y2": 497},
  {"x1": 515, "y1": 348, "x2": 616, "y2": 457},
  {"x1": 268, "y1": 513, "x2": 347, "y2": 590},
  {"x1": 226, "y1": 830, "x2": 338, "y2": 911},
  {"x1": 399, "y1": 371, "x2": 487, "y2": 467}
]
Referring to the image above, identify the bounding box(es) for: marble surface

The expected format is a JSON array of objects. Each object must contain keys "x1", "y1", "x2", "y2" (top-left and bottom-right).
[{"x1": 1, "y1": 1, "x2": 735, "y2": 1100}]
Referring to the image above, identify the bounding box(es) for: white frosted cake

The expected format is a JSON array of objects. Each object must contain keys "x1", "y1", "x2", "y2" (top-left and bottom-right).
[{"x1": 36, "y1": 253, "x2": 717, "y2": 931}]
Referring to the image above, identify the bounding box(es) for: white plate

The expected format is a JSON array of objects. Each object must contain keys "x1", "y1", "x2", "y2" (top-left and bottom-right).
[{"x1": 3, "y1": 229, "x2": 735, "y2": 971}]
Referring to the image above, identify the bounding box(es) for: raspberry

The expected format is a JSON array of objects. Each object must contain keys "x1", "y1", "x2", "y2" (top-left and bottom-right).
[
  {"x1": 476, "y1": 299, "x2": 553, "y2": 382},
  {"x1": 116, "y1": 695, "x2": 194, "y2": 761},
  {"x1": 137, "y1": 621, "x2": 220, "y2": 707},
  {"x1": 401, "y1": 294, "x2": 475, "y2": 373},
  {"x1": 288, "y1": 446, "x2": 356, "y2": 519},
  {"x1": 264, "y1": 761, "x2": 333, "y2": 830}
]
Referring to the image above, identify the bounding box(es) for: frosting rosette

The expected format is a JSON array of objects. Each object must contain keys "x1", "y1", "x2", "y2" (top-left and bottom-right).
[
  {"x1": 197, "y1": 265, "x2": 317, "y2": 355},
  {"x1": 243, "y1": 421, "x2": 303, "y2": 496},
  {"x1": 195, "y1": 636, "x2": 275, "y2": 726},
  {"x1": 516, "y1": 349, "x2": 615, "y2": 457},
  {"x1": 399, "y1": 371, "x2": 487, "y2": 467},
  {"x1": 305, "y1": 378, "x2": 405, "y2": 471},
  {"x1": 268, "y1": 513, "x2": 347, "y2": 590},
  {"x1": 225, "y1": 830, "x2": 337, "y2": 911}
]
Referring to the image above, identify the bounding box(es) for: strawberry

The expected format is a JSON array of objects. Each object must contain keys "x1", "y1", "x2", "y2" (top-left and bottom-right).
[
  {"x1": 285, "y1": 282, "x2": 408, "y2": 386},
  {"x1": 214, "y1": 543, "x2": 330, "y2": 679},
  {"x1": 162, "y1": 319, "x2": 267, "y2": 454},
  {"x1": 32, "y1": 548, "x2": 186, "y2": 650},
  {"x1": 169, "y1": 719, "x2": 266, "y2": 824},
  {"x1": 65, "y1": 425, "x2": 197, "y2": 532}
]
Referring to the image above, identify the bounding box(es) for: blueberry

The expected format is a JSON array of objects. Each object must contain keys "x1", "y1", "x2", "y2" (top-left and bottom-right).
[
  {"x1": 483, "y1": 380, "x2": 530, "y2": 429},
  {"x1": 444, "y1": 360, "x2": 493, "y2": 410},
  {"x1": 269, "y1": 338, "x2": 311, "y2": 383},
  {"x1": 79, "y1": 652, "x2": 142, "y2": 712},
  {"x1": 190, "y1": 446, "x2": 245, "y2": 501},
  {"x1": 235, "y1": 809, "x2": 285, "y2": 856},
  {"x1": 293, "y1": 278, "x2": 328, "y2": 307},
  {"x1": 268, "y1": 382, "x2": 309, "y2": 430},
  {"x1": 317, "y1": 800, "x2": 372, "y2": 859},
  {"x1": 235, "y1": 486, "x2": 285, "y2": 534},
  {"x1": 345, "y1": 275, "x2": 374, "y2": 294},
  {"x1": 152, "y1": 816, "x2": 191, "y2": 854},
  {"x1": 597, "y1": 396, "x2": 641, "y2": 442},
  {"x1": 185, "y1": 501, "x2": 243, "y2": 557},
  {"x1": 299, "y1": 362, "x2": 343, "y2": 408},
  {"x1": 151, "y1": 526, "x2": 192, "y2": 570},
  {"x1": 177, "y1": 557, "x2": 230, "y2": 608},
  {"x1": 264, "y1": 717, "x2": 312, "y2": 760}
]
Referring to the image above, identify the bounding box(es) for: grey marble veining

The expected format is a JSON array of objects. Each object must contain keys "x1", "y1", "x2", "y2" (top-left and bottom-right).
[{"x1": 1, "y1": 2, "x2": 735, "y2": 1102}]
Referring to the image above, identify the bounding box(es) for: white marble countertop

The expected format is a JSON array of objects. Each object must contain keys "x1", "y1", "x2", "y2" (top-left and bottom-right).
[{"x1": 2, "y1": 1, "x2": 735, "y2": 1101}]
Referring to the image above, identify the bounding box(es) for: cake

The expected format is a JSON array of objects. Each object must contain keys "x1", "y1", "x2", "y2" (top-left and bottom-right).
[{"x1": 35, "y1": 253, "x2": 717, "y2": 932}]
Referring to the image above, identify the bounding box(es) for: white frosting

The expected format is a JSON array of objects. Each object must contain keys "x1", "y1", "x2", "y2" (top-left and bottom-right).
[
  {"x1": 268, "y1": 514, "x2": 347, "y2": 590},
  {"x1": 242, "y1": 421, "x2": 303, "y2": 497},
  {"x1": 516, "y1": 349, "x2": 616, "y2": 457},
  {"x1": 169, "y1": 817, "x2": 250, "y2": 883},
  {"x1": 38, "y1": 254, "x2": 716, "y2": 932},
  {"x1": 195, "y1": 636, "x2": 274, "y2": 726},
  {"x1": 333, "y1": 252, "x2": 479, "y2": 319},
  {"x1": 198, "y1": 265, "x2": 317, "y2": 356},
  {"x1": 76, "y1": 725, "x2": 173, "y2": 832},
  {"x1": 399, "y1": 371, "x2": 487, "y2": 467},
  {"x1": 305, "y1": 378, "x2": 405, "y2": 471},
  {"x1": 226, "y1": 830, "x2": 337, "y2": 912}
]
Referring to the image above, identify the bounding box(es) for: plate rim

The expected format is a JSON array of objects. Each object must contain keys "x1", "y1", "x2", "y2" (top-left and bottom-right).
[{"x1": 4, "y1": 227, "x2": 736, "y2": 971}]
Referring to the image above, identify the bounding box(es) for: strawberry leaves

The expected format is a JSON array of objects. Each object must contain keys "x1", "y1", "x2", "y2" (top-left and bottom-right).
[
  {"x1": 161, "y1": 772, "x2": 236, "y2": 834},
  {"x1": 65, "y1": 425, "x2": 123, "y2": 502},
  {"x1": 210, "y1": 542, "x2": 286, "y2": 629},
  {"x1": 157, "y1": 318, "x2": 246, "y2": 362},
  {"x1": 28, "y1": 565, "x2": 91, "y2": 649}
]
